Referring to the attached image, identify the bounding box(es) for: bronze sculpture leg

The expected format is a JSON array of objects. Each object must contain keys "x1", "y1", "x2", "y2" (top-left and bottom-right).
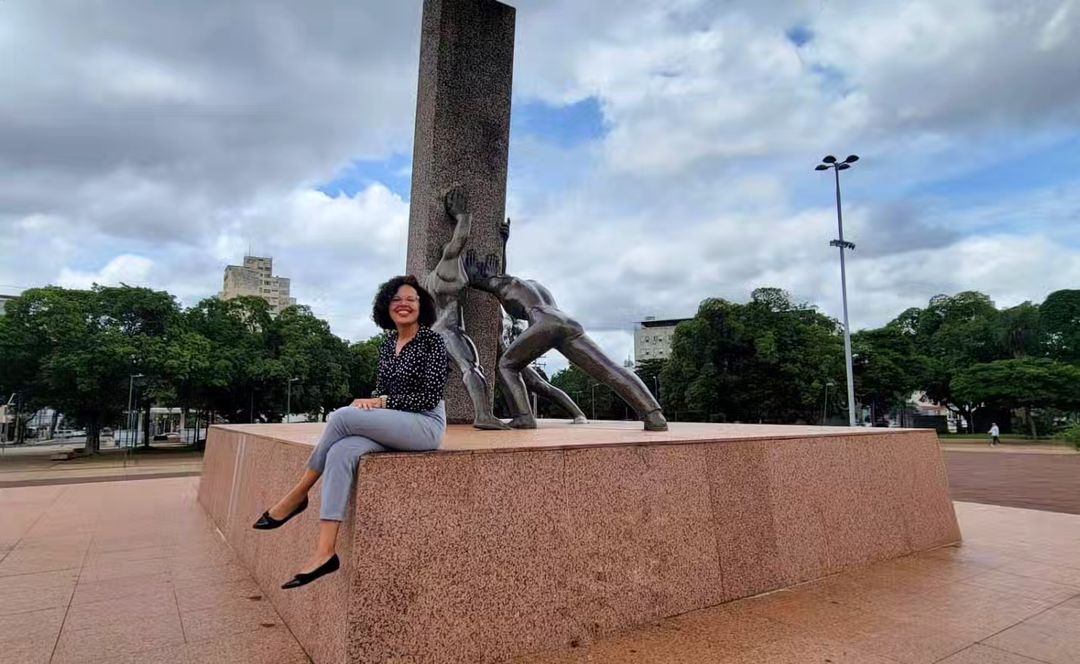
[
  {"x1": 522, "y1": 367, "x2": 588, "y2": 424},
  {"x1": 436, "y1": 320, "x2": 510, "y2": 430},
  {"x1": 557, "y1": 334, "x2": 668, "y2": 431},
  {"x1": 496, "y1": 323, "x2": 558, "y2": 428}
]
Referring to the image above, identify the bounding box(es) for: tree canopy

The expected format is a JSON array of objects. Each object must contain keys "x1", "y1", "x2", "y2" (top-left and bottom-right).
[
  {"x1": 0, "y1": 285, "x2": 380, "y2": 451},
  {"x1": 661, "y1": 288, "x2": 845, "y2": 423},
  {"x1": 4, "y1": 283, "x2": 1080, "y2": 441}
]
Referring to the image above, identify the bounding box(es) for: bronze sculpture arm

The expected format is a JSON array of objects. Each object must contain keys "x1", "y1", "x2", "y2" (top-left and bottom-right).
[{"x1": 438, "y1": 187, "x2": 472, "y2": 270}]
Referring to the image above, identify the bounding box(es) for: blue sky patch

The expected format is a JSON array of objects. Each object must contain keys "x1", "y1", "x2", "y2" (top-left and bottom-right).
[
  {"x1": 785, "y1": 25, "x2": 814, "y2": 47},
  {"x1": 512, "y1": 96, "x2": 606, "y2": 149},
  {"x1": 317, "y1": 152, "x2": 413, "y2": 199},
  {"x1": 317, "y1": 97, "x2": 606, "y2": 200},
  {"x1": 914, "y1": 134, "x2": 1080, "y2": 203}
]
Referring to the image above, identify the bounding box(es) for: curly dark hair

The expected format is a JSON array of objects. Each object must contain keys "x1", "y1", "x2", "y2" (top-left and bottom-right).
[{"x1": 372, "y1": 275, "x2": 437, "y2": 330}]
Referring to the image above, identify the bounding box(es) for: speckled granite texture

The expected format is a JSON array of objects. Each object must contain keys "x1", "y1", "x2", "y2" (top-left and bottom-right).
[
  {"x1": 406, "y1": 0, "x2": 515, "y2": 424},
  {"x1": 198, "y1": 422, "x2": 960, "y2": 663}
]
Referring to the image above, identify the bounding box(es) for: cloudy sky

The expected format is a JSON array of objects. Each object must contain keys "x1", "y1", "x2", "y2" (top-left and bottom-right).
[{"x1": 3, "y1": 0, "x2": 1080, "y2": 373}]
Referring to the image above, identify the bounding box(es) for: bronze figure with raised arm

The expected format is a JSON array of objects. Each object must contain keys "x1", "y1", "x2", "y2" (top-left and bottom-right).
[
  {"x1": 421, "y1": 187, "x2": 509, "y2": 430},
  {"x1": 465, "y1": 219, "x2": 668, "y2": 431}
]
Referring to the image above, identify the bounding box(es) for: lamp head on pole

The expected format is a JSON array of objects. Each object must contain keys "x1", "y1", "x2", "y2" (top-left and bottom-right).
[
  {"x1": 822, "y1": 155, "x2": 837, "y2": 164},
  {"x1": 814, "y1": 164, "x2": 830, "y2": 171},
  {"x1": 837, "y1": 163, "x2": 851, "y2": 170},
  {"x1": 844, "y1": 154, "x2": 859, "y2": 164}
]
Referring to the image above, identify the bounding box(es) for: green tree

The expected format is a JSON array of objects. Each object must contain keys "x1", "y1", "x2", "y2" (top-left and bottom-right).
[
  {"x1": 0, "y1": 286, "x2": 177, "y2": 453},
  {"x1": 634, "y1": 358, "x2": 667, "y2": 405},
  {"x1": 274, "y1": 305, "x2": 352, "y2": 420},
  {"x1": 997, "y1": 302, "x2": 1041, "y2": 360},
  {"x1": 550, "y1": 365, "x2": 620, "y2": 420},
  {"x1": 662, "y1": 288, "x2": 845, "y2": 423},
  {"x1": 184, "y1": 296, "x2": 280, "y2": 423},
  {"x1": 951, "y1": 358, "x2": 1080, "y2": 437},
  {"x1": 95, "y1": 285, "x2": 185, "y2": 446},
  {"x1": 348, "y1": 335, "x2": 384, "y2": 407},
  {"x1": 1041, "y1": 290, "x2": 1080, "y2": 362},
  {"x1": 852, "y1": 324, "x2": 926, "y2": 423},
  {"x1": 908, "y1": 292, "x2": 1004, "y2": 431}
]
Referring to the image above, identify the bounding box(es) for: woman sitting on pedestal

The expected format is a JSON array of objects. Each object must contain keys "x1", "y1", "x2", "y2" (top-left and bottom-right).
[{"x1": 253, "y1": 275, "x2": 448, "y2": 589}]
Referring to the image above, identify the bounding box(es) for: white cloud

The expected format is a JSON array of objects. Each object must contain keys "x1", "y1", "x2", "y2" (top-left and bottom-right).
[
  {"x1": 3, "y1": 0, "x2": 1080, "y2": 378},
  {"x1": 57, "y1": 254, "x2": 155, "y2": 289}
]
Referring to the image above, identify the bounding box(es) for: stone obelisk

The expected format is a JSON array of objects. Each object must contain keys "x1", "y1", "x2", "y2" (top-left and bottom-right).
[{"x1": 406, "y1": 0, "x2": 515, "y2": 424}]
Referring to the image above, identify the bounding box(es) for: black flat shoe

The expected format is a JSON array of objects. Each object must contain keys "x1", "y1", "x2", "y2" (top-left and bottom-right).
[
  {"x1": 281, "y1": 554, "x2": 339, "y2": 589},
  {"x1": 252, "y1": 497, "x2": 308, "y2": 530}
]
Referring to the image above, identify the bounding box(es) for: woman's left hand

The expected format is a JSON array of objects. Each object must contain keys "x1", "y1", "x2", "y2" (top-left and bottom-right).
[{"x1": 351, "y1": 398, "x2": 384, "y2": 410}]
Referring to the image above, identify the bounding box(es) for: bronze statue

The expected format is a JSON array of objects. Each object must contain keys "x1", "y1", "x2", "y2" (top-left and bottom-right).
[
  {"x1": 421, "y1": 188, "x2": 509, "y2": 430},
  {"x1": 466, "y1": 220, "x2": 668, "y2": 431},
  {"x1": 497, "y1": 317, "x2": 588, "y2": 426}
]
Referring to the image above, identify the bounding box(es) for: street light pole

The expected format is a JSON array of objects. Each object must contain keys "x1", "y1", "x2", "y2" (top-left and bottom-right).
[
  {"x1": 816, "y1": 154, "x2": 859, "y2": 427},
  {"x1": 530, "y1": 358, "x2": 546, "y2": 418},
  {"x1": 285, "y1": 377, "x2": 300, "y2": 423},
  {"x1": 126, "y1": 373, "x2": 144, "y2": 447}
]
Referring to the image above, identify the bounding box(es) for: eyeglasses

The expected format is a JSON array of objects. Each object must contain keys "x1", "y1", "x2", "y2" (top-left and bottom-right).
[{"x1": 391, "y1": 296, "x2": 420, "y2": 304}]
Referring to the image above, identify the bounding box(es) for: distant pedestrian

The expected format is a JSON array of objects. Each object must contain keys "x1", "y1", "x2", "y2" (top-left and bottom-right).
[{"x1": 989, "y1": 422, "x2": 1000, "y2": 446}]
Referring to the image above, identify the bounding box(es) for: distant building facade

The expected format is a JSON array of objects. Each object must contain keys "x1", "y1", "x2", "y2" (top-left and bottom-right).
[
  {"x1": 0, "y1": 293, "x2": 17, "y2": 316},
  {"x1": 634, "y1": 316, "x2": 691, "y2": 363},
  {"x1": 219, "y1": 256, "x2": 296, "y2": 315}
]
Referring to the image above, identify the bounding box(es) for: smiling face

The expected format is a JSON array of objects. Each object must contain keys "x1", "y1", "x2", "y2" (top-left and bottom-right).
[{"x1": 389, "y1": 284, "x2": 421, "y2": 328}]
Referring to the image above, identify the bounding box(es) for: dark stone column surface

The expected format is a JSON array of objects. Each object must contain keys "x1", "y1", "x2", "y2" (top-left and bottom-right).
[{"x1": 407, "y1": 0, "x2": 516, "y2": 423}]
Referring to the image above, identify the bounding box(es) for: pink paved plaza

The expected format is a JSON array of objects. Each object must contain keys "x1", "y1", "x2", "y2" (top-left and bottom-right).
[{"x1": 1, "y1": 476, "x2": 1079, "y2": 663}]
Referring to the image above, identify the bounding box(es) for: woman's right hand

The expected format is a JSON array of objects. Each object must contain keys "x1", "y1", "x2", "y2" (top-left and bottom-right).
[{"x1": 351, "y1": 398, "x2": 384, "y2": 410}]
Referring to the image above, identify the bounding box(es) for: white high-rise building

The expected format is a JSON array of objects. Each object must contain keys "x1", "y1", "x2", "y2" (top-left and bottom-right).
[
  {"x1": 220, "y1": 255, "x2": 297, "y2": 315},
  {"x1": 634, "y1": 316, "x2": 691, "y2": 363},
  {"x1": 0, "y1": 293, "x2": 17, "y2": 316}
]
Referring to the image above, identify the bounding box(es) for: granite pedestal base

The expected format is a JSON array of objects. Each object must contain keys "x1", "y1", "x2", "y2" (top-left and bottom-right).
[{"x1": 197, "y1": 421, "x2": 960, "y2": 663}]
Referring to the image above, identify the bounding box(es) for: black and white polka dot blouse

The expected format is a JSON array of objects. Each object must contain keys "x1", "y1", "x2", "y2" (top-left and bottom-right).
[{"x1": 373, "y1": 326, "x2": 449, "y2": 413}]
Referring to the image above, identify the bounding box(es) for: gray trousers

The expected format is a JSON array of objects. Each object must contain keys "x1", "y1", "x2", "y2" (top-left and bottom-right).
[{"x1": 307, "y1": 402, "x2": 446, "y2": 521}]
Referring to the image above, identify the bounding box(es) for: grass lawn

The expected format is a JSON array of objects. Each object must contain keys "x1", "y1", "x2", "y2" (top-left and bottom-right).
[{"x1": 939, "y1": 433, "x2": 1073, "y2": 447}]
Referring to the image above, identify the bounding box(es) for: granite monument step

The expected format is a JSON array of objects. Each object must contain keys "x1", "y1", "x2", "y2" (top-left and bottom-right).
[{"x1": 198, "y1": 419, "x2": 959, "y2": 663}]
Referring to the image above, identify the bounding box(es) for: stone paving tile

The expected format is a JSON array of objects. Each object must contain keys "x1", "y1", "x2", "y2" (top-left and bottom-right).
[
  {"x1": 185, "y1": 628, "x2": 311, "y2": 664},
  {"x1": 992, "y1": 557, "x2": 1080, "y2": 587},
  {"x1": 79, "y1": 555, "x2": 171, "y2": 583},
  {"x1": 0, "y1": 572, "x2": 77, "y2": 616},
  {"x1": 179, "y1": 596, "x2": 281, "y2": 642},
  {"x1": 69, "y1": 571, "x2": 174, "y2": 606},
  {"x1": 0, "y1": 546, "x2": 87, "y2": 577},
  {"x1": 62, "y1": 590, "x2": 179, "y2": 632},
  {"x1": 83, "y1": 543, "x2": 167, "y2": 565},
  {"x1": 745, "y1": 588, "x2": 975, "y2": 664},
  {"x1": 51, "y1": 616, "x2": 186, "y2": 664},
  {"x1": 0, "y1": 636, "x2": 56, "y2": 664},
  {"x1": 960, "y1": 568, "x2": 1080, "y2": 603},
  {"x1": 0, "y1": 606, "x2": 66, "y2": 663},
  {"x1": 716, "y1": 633, "x2": 903, "y2": 664},
  {"x1": 890, "y1": 582, "x2": 1059, "y2": 639},
  {"x1": 173, "y1": 577, "x2": 265, "y2": 613},
  {"x1": 937, "y1": 643, "x2": 1051, "y2": 664},
  {"x1": 78, "y1": 642, "x2": 193, "y2": 664},
  {"x1": 983, "y1": 597, "x2": 1080, "y2": 664},
  {"x1": 168, "y1": 560, "x2": 251, "y2": 589}
]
